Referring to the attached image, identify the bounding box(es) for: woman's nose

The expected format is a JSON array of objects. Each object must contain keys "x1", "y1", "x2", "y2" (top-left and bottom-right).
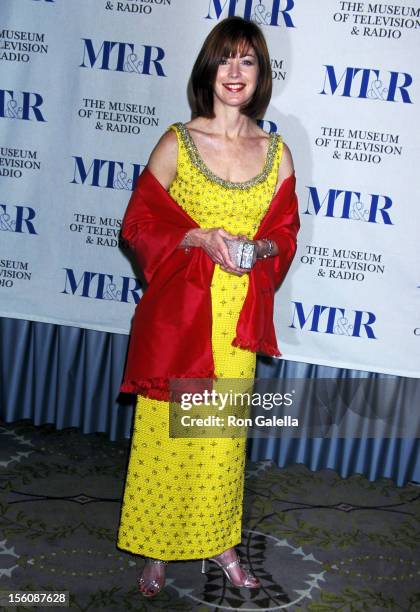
[{"x1": 228, "y1": 59, "x2": 240, "y2": 77}]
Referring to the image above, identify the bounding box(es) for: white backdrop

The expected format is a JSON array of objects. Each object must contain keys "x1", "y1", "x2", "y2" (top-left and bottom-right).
[{"x1": 1, "y1": 0, "x2": 419, "y2": 378}]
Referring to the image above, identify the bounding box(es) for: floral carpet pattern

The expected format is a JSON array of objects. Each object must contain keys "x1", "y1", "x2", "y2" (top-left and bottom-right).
[{"x1": 0, "y1": 420, "x2": 419, "y2": 611}]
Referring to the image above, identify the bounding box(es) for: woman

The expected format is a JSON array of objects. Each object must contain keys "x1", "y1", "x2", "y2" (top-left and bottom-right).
[{"x1": 117, "y1": 16, "x2": 299, "y2": 597}]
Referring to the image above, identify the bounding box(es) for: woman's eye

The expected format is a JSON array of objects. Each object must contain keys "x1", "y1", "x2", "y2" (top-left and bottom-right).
[{"x1": 218, "y1": 57, "x2": 255, "y2": 66}]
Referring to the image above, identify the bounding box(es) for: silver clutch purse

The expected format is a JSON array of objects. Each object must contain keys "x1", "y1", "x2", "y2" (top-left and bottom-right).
[{"x1": 224, "y1": 239, "x2": 256, "y2": 270}]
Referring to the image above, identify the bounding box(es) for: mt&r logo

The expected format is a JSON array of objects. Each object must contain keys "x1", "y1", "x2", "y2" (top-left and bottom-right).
[
  {"x1": 71, "y1": 156, "x2": 144, "y2": 190},
  {"x1": 80, "y1": 39, "x2": 166, "y2": 76},
  {"x1": 0, "y1": 89, "x2": 46, "y2": 121},
  {"x1": 290, "y1": 302, "x2": 377, "y2": 339},
  {"x1": 320, "y1": 65, "x2": 413, "y2": 103},
  {"x1": 62, "y1": 268, "x2": 141, "y2": 304},
  {"x1": 0, "y1": 204, "x2": 38, "y2": 234},
  {"x1": 205, "y1": 0, "x2": 295, "y2": 27}
]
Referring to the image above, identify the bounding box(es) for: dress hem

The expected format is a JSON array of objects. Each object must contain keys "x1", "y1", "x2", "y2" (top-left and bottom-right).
[{"x1": 116, "y1": 537, "x2": 242, "y2": 562}]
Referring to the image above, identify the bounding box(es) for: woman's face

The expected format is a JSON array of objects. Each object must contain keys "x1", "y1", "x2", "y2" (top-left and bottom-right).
[{"x1": 213, "y1": 44, "x2": 259, "y2": 110}]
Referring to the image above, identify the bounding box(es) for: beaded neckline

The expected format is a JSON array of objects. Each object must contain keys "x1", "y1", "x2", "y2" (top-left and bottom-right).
[{"x1": 175, "y1": 121, "x2": 280, "y2": 190}]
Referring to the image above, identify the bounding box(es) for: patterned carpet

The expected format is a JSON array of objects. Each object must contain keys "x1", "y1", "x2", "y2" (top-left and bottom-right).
[{"x1": 0, "y1": 420, "x2": 419, "y2": 611}]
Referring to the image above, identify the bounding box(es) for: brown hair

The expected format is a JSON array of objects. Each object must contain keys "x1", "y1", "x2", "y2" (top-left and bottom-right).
[{"x1": 191, "y1": 16, "x2": 272, "y2": 119}]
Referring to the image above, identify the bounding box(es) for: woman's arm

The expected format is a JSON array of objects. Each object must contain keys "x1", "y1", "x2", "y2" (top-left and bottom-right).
[
  {"x1": 147, "y1": 130, "x2": 178, "y2": 189},
  {"x1": 254, "y1": 142, "x2": 295, "y2": 259},
  {"x1": 274, "y1": 143, "x2": 295, "y2": 196}
]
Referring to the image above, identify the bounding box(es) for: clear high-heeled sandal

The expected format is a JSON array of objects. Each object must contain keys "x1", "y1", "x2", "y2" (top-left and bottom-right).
[
  {"x1": 137, "y1": 557, "x2": 168, "y2": 598},
  {"x1": 201, "y1": 552, "x2": 260, "y2": 588}
]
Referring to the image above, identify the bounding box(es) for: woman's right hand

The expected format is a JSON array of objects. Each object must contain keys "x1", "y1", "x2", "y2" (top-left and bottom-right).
[{"x1": 185, "y1": 227, "x2": 245, "y2": 275}]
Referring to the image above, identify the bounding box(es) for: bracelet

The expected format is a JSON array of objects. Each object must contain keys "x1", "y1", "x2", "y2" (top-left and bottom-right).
[
  {"x1": 183, "y1": 230, "x2": 192, "y2": 253},
  {"x1": 261, "y1": 238, "x2": 273, "y2": 259}
]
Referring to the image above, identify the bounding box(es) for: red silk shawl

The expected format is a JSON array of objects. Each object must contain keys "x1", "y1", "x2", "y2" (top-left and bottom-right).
[{"x1": 120, "y1": 167, "x2": 300, "y2": 400}]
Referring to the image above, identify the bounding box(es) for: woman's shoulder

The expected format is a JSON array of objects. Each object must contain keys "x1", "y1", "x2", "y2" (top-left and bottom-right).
[
  {"x1": 154, "y1": 121, "x2": 183, "y2": 147},
  {"x1": 146, "y1": 125, "x2": 180, "y2": 189},
  {"x1": 279, "y1": 141, "x2": 294, "y2": 174}
]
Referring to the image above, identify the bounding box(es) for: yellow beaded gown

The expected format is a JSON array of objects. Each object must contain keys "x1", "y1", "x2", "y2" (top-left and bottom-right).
[{"x1": 117, "y1": 122, "x2": 283, "y2": 561}]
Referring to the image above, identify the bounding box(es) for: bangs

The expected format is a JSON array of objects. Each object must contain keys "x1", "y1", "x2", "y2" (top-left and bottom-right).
[{"x1": 219, "y1": 36, "x2": 253, "y2": 60}]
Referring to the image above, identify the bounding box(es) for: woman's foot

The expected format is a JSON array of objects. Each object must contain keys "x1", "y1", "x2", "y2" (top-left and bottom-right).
[
  {"x1": 209, "y1": 547, "x2": 260, "y2": 588},
  {"x1": 137, "y1": 558, "x2": 167, "y2": 597}
]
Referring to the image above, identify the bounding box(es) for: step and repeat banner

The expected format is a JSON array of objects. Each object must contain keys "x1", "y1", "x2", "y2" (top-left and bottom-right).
[{"x1": 1, "y1": 0, "x2": 419, "y2": 377}]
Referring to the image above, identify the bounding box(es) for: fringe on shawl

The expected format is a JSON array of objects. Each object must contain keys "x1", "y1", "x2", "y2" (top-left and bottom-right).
[
  {"x1": 231, "y1": 336, "x2": 281, "y2": 358},
  {"x1": 120, "y1": 368, "x2": 217, "y2": 401}
]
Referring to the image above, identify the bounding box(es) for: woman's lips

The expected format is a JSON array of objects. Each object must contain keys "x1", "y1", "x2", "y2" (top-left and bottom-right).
[{"x1": 223, "y1": 83, "x2": 246, "y2": 92}]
